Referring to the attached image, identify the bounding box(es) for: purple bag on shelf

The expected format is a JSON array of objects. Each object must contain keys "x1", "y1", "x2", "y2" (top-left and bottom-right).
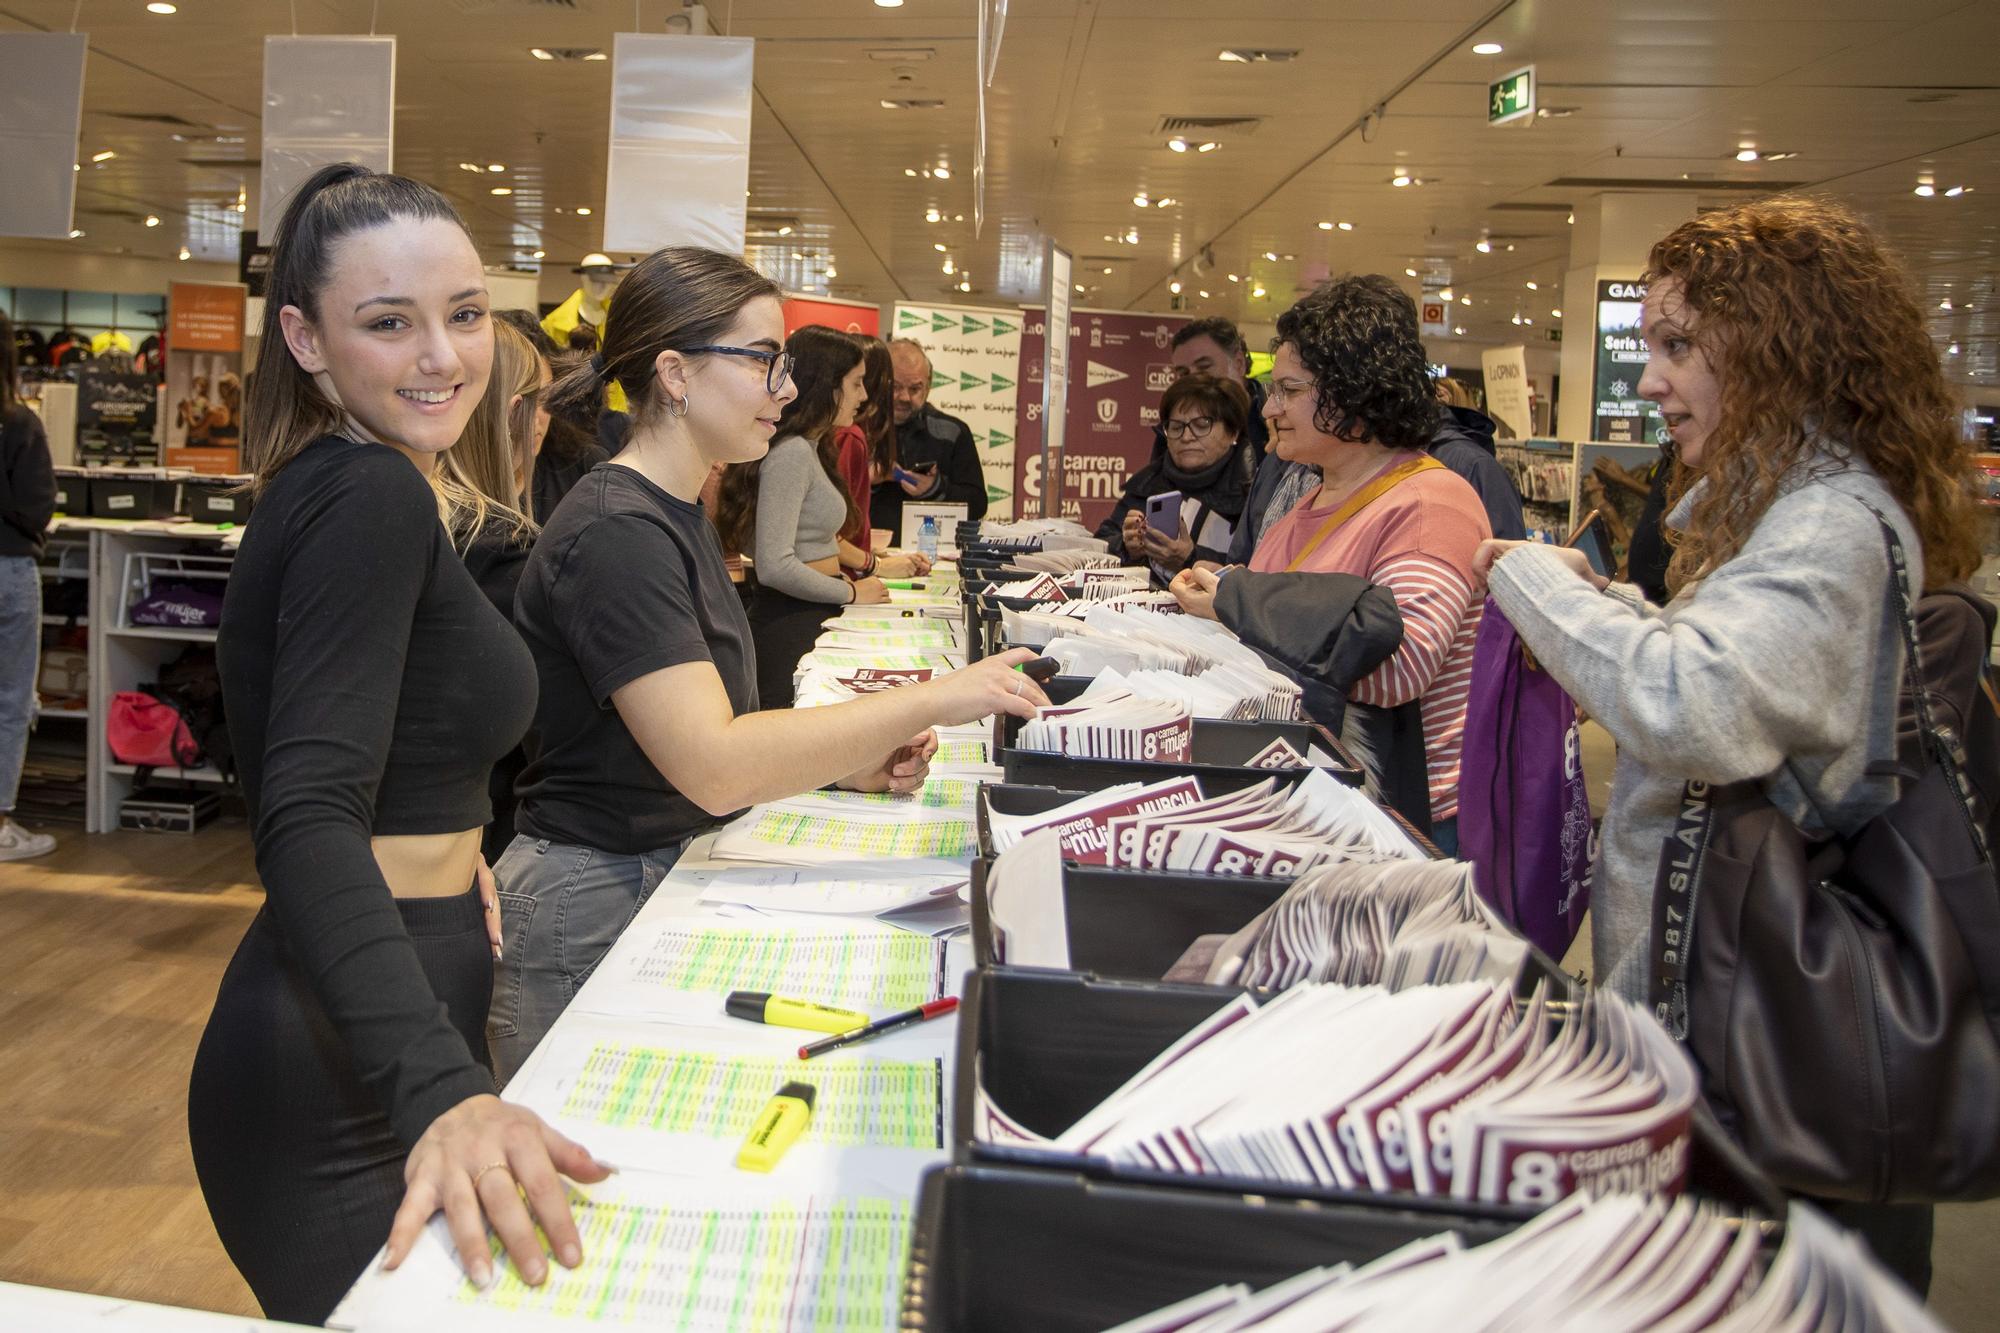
[
  {"x1": 128, "y1": 580, "x2": 224, "y2": 629},
  {"x1": 1456, "y1": 597, "x2": 1593, "y2": 960}
]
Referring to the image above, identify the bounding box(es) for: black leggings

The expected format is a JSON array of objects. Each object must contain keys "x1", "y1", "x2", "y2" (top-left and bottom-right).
[
  {"x1": 187, "y1": 888, "x2": 493, "y2": 1326},
  {"x1": 747, "y1": 583, "x2": 844, "y2": 709}
]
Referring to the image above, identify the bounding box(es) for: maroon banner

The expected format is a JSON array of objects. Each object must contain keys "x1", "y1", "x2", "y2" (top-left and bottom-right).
[{"x1": 1015, "y1": 307, "x2": 1186, "y2": 530}]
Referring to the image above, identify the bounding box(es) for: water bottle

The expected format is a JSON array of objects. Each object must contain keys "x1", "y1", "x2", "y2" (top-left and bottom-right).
[{"x1": 918, "y1": 515, "x2": 938, "y2": 563}]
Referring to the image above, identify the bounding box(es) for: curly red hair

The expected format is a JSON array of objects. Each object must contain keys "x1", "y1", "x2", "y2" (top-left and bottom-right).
[{"x1": 1646, "y1": 196, "x2": 1982, "y2": 593}]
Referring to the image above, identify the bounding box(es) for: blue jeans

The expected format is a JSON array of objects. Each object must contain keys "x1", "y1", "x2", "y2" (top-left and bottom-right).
[
  {"x1": 0, "y1": 557, "x2": 40, "y2": 812},
  {"x1": 486, "y1": 833, "x2": 688, "y2": 1085}
]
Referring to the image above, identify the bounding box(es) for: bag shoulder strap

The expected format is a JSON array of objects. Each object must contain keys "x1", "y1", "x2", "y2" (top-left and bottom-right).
[{"x1": 1284, "y1": 454, "x2": 1444, "y2": 573}]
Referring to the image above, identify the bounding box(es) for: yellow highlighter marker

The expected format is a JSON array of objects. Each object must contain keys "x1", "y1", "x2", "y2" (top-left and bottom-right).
[
  {"x1": 725, "y1": 990, "x2": 871, "y2": 1035},
  {"x1": 736, "y1": 1081, "x2": 815, "y2": 1173}
]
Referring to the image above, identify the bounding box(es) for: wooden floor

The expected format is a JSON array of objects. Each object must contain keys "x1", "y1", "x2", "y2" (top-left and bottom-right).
[{"x1": 0, "y1": 814, "x2": 1995, "y2": 1327}]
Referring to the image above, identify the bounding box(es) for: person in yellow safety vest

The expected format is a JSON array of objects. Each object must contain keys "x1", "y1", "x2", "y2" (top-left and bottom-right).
[{"x1": 542, "y1": 253, "x2": 634, "y2": 411}]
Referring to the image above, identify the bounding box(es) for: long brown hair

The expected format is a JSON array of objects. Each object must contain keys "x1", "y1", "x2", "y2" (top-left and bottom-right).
[
  {"x1": 0, "y1": 311, "x2": 17, "y2": 412},
  {"x1": 242, "y1": 163, "x2": 471, "y2": 493},
  {"x1": 1648, "y1": 196, "x2": 1981, "y2": 592},
  {"x1": 715, "y1": 324, "x2": 862, "y2": 554},
  {"x1": 437, "y1": 319, "x2": 539, "y2": 551},
  {"x1": 856, "y1": 334, "x2": 896, "y2": 475}
]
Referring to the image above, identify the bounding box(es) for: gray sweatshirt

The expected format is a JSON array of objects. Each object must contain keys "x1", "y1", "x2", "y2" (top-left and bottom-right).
[
  {"x1": 1486, "y1": 449, "x2": 1919, "y2": 1001},
  {"x1": 753, "y1": 435, "x2": 854, "y2": 603}
]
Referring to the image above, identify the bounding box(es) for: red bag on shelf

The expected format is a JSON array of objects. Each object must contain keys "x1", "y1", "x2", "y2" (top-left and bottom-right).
[{"x1": 107, "y1": 691, "x2": 203, "y2": 769}]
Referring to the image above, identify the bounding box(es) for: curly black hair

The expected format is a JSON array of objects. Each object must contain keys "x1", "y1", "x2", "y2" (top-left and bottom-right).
[{"x1": 1272, "y1": 275, "x2": 1439, "y2": 450}]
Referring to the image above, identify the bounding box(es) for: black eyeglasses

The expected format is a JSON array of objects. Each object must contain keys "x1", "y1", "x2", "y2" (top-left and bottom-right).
[
  {"x1": 681, "y1": 344, "x2": 794, "y2": 394},
  {"x1": 1163, "y1": 416, "x2": 1217, "y2": 439}
]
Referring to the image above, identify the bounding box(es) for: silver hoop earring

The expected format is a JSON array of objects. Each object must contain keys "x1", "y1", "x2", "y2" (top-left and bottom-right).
[{"x1": 672, "y1": 391, "x2": 691, "y2": 418}]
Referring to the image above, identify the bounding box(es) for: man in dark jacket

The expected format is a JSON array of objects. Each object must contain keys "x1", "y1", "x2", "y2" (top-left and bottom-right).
[
  {"x1": 1429, "y1": 404, "x2": 1526, "y2": 541},
  {"x1": 874, "y1": 337, "x2": 989, "y2": 540}
]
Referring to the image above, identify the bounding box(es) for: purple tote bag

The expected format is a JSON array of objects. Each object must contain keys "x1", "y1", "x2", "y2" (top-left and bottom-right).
[{"x1": 1457, "y1": 598, "x2": 1592, "y2": 959}]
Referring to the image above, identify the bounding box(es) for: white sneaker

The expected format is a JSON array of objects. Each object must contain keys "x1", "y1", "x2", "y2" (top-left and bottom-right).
[{"x1": 0, "y1": 818, "x2": 55, "y2": 861}]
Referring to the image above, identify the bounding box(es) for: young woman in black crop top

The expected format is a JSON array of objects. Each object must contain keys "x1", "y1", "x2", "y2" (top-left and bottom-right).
[
  {"x1": 489, "y1": 247, "x2": 1050, "y2": 1080},
  {"x1": 186, "y1": 164, "x2": 608, "y2": 1325}
]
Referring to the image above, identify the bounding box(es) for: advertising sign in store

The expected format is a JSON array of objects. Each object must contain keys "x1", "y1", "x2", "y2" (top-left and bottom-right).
[
  {"x1": 1593, "y1": 279, "x2": 1664, "y2": 444},
  {"x1": 1015, "y1": 306, "x2": 1188, "y2": 531},
  {"x1": 781, "y1": 295, "x2": 880, "y2": 338},
  {"x1": 1040, "y1": 242, "x2": 1073, "y2": 521},
  {"x1": 889, "y1": 301, "x2": 1023, "y2": 518},
  {"x1": 75, "y1": 364, "x2": 159, "y2": 466},
  {"x1": 1480, "y1": 344, "x2": 1532, "y2": 440},
  {"x1": 165, "y1": 281, "x2": 248, "y2": 473}
]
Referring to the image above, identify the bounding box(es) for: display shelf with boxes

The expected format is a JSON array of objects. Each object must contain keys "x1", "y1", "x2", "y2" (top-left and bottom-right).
[{"x1": 26, "y1": 534, "x2": 93, "y2": 825}]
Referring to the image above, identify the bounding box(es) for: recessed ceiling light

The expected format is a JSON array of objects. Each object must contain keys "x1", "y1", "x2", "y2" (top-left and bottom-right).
[
  {"x1": 1945, "y1": 185, "x2": 1969, "y2": 197},
  {"x1": 1438, "y1": 288, "x2": 1453, "y2": 300},
  {"x1": 1475, "y1": 239, "x2": 1492, "y2": 254},
  {"x1": 177, "y1": 245, "x2": 191, "y2": 260},
  {"x1": 934, "y1": 242, "x2": 947, "y2": 252},
  {"x1": 1941, "y1": 299, "x2": 1954, "y2": 310},
  {"x1": 530, "y1": 47, "x2": 554, "y2": 59},
  {"x1": 1157, "y1": 197, "x2": 1178, "y2": 207},
  {"x1": 925, "y1": 208, "x2": 942, "y2": 222},
  {"x1": 1125, "y1": 228, "x2": 1139, "y2": 243},
  {"x1": 1250, "y1": 283, "x2": 1267, "y2": 298},
  {"x1": 942, "y1": 258, "x2": 954, "y2": 274},
  {"x1": 1948, "y1": 342, "x2": 1960, "y2": 355},
  {"x1": 1760, "y1": 151, "x2": 1798, "y2": 161},
  {"x1": 1167, "y1": 137, "x2": 1189, "y2": 153},
  {"x1": 143, "y1": 214, "x2": 159, "y2": 227},
  {"x1": 934, "y1": 165, "x2": 951, "y2": 179},
  {"x1": 1914, "y1": 182, "x2": 1936, "y2": 196},
  {"x1": 875, "y1": 0, "x2": 905, "y2": 7},
  {"x1": 1736, "y1": 148, "x2": 1760, "y2": 162},
  {"x1": 1338, "y1": 221, "x2": 1353, "y2": 231},
  {"x1": 958, "y1": 279, "x2": 971, "y2": 292},
  {"x1": 585, "y1": 51, "x2": 607, "y2": 60},
  {"x1": 1472, "y1": 42, "x2": 1504, "y2": 55},
  {"x1": 1265, "y1": 251, "x2": 1279, "y2": 261},
  {"x1": 1551, "y1": 309, "x2": 1563, "y2": 318},
  {"x1": 904, "y1": 168, "x2": 917, "y2": 177},
  {"x1": 575, "y1": 206, "x2": 592, "y2": 215},
  {"x1": 1102, "y1": 266, "x2": 1113, "y2": 275},
  {"x1": 1196, "y1": 141, "x2": 1219, "y2": 153},
  {"x1": 488, "y1": 163, "x2": 505, "y2": 173},
  {"x1": 91, "y1": 150, "x2": 116, "y2": 163},
  {"x1": 147, "y1": 2, "x2": 177, "y2": 13},
  {"x1": 68, "y1": 228, "x2": 83, "y2": 239},
  {"x1": 1511, "y1": 314, "x2": 1523, "y2": 325},
  {"x1": 1391, "y1": 172, "x2": 1412, "y2": 187},
  {"x1": 1404, "y1": 267, "x2": 1418, "y2": 277},
  {"x1": 1169, "y1": 280, "x2": 1183, "y2": 294},
  {"x1": 1460, "y1": 295, "x2": 1472, "y2": 305},
  {"x1": 775, "y1": 224, "x2": 792, "y2": 235},
  {"x1": 532, "y1": 249, "x2": 545, "y2": 259},
  {"x1": 1318, "y1": 221, "x2": 1333, "y2": 230},
  {"x1": 1198, "y1": 289, "x2": 1209, "y2": 298},
  {"x1": 490, "y1": 187, "x2": 512, "y2": 196},
  {"x1": 1453, "y1": 325, "x2": 1465, "y2": 335},
  {"x1": 1074, "y1": 283, "x2": 1086, "y2": 293},
  {"x1": 954, "y1": 213, "x2": 965, "y2": 221},
  {"x1": 1525, "y1": 280, "x2": 1538, "y2": 290},
  {"x1": 1134, "y1": 193, "x2": 1150, "y2": 207},
  {"x1": 1227, "y1": 273, "x2": 1239, "y2": 282}
]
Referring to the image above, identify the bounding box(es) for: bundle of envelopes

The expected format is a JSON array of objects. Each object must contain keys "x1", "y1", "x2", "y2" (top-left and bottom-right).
[
  {"x1": 1072, "y1": 664, "x2": 1304, "y2": 724},
  {"x1": 1100, "y1": 1194, "x2": 1939, "y2": 1333},
  {"x1": 1007, "y1": 547, "x2": 1125, "y2": 575},
  {"x1": 984, "y1": 979, "x2": 1697, "y2": 1208},
  {"x1": 964, "y1": 518, "x2": 1104, "y2": 550},
  {"x1": 1005, "y1": 607, "x2": 1298, "y2": 720},
  {"x1": 1192, "y1": 859, "x2": 1527, "y2": 991},
  {"x1": 1014, "y1": 692, "x2": 1195, "y2": 765}
]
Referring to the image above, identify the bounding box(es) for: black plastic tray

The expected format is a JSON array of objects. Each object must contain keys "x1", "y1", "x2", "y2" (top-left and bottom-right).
[
  {"x1": 998, "y1": 712, "x2": 1369, "y2": 796},
  {"x1": 902, "y1": 1164, "x2": 1520, "y2": 1332},
  {"x1": 969, "y1": 858, "x2": 1573, "y2": 992},
  {"x1": 952, "y1": 965, "x2": 1788, "y2": 1221}
]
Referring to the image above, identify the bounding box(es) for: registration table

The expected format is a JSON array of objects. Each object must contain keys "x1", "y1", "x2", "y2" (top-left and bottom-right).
[{"x1": 330, "y1": 573, "x2": 978, "y2": 1333}]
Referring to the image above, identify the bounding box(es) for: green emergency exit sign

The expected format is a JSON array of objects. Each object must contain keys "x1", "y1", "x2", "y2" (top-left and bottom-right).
[{"x1": 1489, "y1": 65, "x2": 1535, "y2": 125}]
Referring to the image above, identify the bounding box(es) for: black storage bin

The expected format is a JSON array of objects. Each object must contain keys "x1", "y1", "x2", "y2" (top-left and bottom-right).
[
  {"x1": 181, "y1": 475, "x2": 253, "y2": 524},
  {"x1": 971, "y1": 781, "x2": 1091, "y2": 860},
  {"x1": 997, "y1": 712, "x2": 1370, "y2": 795},
  {"x1": 52, "y1": 467, "x2": 88, "y2": 514},
  {"x1": 953, "y1": 965, "x2": 1788, "y2": 1220},
  {"x1": 88, "y1": 473, "x2": 178, "y2": 520},
  {"x1": 903, "y1": 1164, "x2": 1520, "y2": 1333},
  {"x1": 968, "y1": 859, "x2": 1576, "y2": 991}
]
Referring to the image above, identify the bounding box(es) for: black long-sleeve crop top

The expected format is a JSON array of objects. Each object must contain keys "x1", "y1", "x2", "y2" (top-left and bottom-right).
[{"x1": 218, "y1": 436, "x2": 537, "y2": 1146}]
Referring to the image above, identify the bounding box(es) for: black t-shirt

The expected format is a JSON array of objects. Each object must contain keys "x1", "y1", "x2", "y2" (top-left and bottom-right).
[
  {"x1": 219, "y1": 436, "x2": 537, "y2": 1146},
  {"x1": 514, "y1": 463, "x2": 759, "y2": 854}
]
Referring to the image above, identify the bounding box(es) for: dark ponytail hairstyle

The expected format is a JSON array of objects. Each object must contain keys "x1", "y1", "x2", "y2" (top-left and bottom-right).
[
  {"x1": 243, "y1": 162, "x2": 470, "y2": 492},
  {"x1": 542, "y1": 245, "x2": 781, "y2": 429},
  {"x1": 714, "y1": 324, "x2": 862, "y2": 555}
]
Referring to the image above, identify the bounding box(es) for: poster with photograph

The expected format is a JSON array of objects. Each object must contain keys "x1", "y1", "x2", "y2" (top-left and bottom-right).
[
  {"x1": 75, "y1": 363, "x2": 159, "y2": 465},
  {"x1": 165, "y1": 281, "x2": 247, "y2": 473},
  {"x1": 889, "y1": 302, "x2": 1023, "y2": 518},
  {"x1": 1014, "y1": 307, "x2": 1186, "y2": 531},
  {"x1": 1593, "y1": 280, "x2": 1664, "y2": 444}
]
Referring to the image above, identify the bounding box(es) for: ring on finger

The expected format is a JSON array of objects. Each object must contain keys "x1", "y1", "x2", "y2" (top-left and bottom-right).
[
  {"x1": 471, "y1": 1160, "x2": 512, "y2": 1191},
  {"x1": 1011, "y1": 675, "x2": 1025, "y2": 697}
]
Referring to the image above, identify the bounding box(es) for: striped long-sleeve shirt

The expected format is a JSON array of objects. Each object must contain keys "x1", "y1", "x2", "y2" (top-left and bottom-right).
[{"x1": 1247, "y1": 454, "x2": 1494, "y2": 820}]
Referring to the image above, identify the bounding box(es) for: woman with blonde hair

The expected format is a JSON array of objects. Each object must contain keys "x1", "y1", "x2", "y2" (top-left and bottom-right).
[{"x1": 1474, "y1": 195, "x2": 1982, "y2": 1290}]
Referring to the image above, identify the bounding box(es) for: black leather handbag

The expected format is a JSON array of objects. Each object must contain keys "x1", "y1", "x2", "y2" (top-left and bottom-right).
[{"x1": 1648, "y1": 510, "x2": 2000, "y2": 1203}]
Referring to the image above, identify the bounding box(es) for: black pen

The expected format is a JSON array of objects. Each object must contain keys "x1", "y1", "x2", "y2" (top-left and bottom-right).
[{"x1": 797, "y1": 997, "x2": 960, "y2": 1059}]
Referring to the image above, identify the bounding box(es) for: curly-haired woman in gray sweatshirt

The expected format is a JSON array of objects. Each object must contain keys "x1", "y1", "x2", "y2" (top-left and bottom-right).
[{"x1": 1473, "y1": 195, "x2": 1984, "y2": 1293}]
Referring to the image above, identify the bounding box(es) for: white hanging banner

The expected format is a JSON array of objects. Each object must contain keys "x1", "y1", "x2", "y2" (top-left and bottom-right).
[
  {"x1": 260, "y1": 36, "x2": 396, "y2": 234},
  {"x1": 1481, "y1": 343, "x2": 1532, "y2": 439},
  {"x1": 0, "y1": 34, "x2": 87, "y2": 239},
  {"x1": 604, "y1": 34, "x2": 753, "y2": 255}
]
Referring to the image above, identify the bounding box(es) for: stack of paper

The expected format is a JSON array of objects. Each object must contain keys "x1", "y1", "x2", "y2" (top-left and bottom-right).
[
  {"x1": 985, "y1": 980, "x2": 1697, "y2": 1208},
  {"x1": 1007, "y1": 547, "x2": 1124, "y2": 575},
  {"x1": 1201, "y1": 859, "x2": 1525, "y2": 991},
  {"x1": 1014, "y1": 693, "x2": 1194, "y2": 765},
  {"x1": 1003, "y1": 605, "x2": 1300, "y2": 721},
  {"x1": 1075, "y1": 663, "x2": 1302, "y2": 723},
  {"x1": 963, "y1": 518, "x2": 1103, "y2": 550},
  {"x1": 986, "y1": 777, "x2": 1204, "y2": 864},
  {"x1": 795, "y1": 646, "x2": 963, "y2": 674},
  {"x1": 1101, "y1": 1195, "x2": 1941, "y2": 1333},
  {"x1": 712, "y1": 790, "x2": 975, "y2": 867}
]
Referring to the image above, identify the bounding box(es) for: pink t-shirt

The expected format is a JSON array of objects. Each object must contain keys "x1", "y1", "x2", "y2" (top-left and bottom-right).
[{"x1": 1249, "y1": 453, "x2": 1492, "y2": 820}]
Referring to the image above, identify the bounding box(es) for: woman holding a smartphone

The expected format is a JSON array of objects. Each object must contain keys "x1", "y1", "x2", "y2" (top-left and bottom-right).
[{"x1": 1095, "y1": 374, "x2": 1256, "y2": 578}]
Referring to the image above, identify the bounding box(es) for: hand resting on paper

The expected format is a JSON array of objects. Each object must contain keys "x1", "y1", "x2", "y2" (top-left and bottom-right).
[
  {"x1": 1472, "y1": 539, "x2": 1608, "y2": 592},
  {"x1": 839, "y1": 729, "x2": 938, "y2": 793},
  {"x1": 383, "y1": 1095, "x2": 614, "y2": 1290}
]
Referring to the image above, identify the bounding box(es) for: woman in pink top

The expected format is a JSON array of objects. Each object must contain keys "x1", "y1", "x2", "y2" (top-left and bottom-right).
[{"x1": 1174, "y1": 275, "x2": 1492, "y2": 849}]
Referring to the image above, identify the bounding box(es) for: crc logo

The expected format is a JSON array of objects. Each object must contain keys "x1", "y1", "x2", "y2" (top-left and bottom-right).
[
  {"x1": 1605, "y1": 281, "x2": 1647, "y2": 300},
  {"x1": 1145, "y1": 363, "x2": 1174, "y2": 392},
  {"x1": 1096, "y1": 398, "x2": 1119, "y2": 424},
  {"x1": 1146, "y1": 324, "x2": 1173, "y2": 349}
]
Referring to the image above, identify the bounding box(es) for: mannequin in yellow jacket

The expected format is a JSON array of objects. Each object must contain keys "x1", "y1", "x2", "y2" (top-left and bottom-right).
[{"x1": 542, "y1": 252, "x2": 632, "y2": 411}]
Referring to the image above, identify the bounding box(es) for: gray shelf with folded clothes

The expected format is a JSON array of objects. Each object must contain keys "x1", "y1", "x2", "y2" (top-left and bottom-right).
[{"x1": 90, "y1": 527, "x2": 234, "y2": 833}]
